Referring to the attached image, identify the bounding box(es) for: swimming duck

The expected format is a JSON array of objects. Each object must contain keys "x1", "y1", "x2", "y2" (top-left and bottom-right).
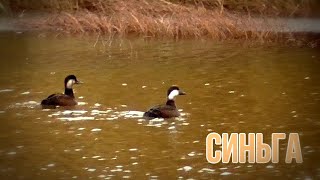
[
  {"x1": 143, "y1": 86, "x2": 186, "y2": 119},
  {"x1": 41, "y1": 75, "x2": 82, "y2": 108}
]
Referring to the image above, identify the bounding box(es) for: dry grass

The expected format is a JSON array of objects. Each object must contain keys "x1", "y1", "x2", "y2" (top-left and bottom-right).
[
  {"x1": 8, "y1": 0, "x2": 320, "y2": 46},
  {"x1": 170, "y1": 0, "x2": 314, "y2": 17},
  {"x1": 18, "y1": 1, "x2": 283, "y2": 38},
  {"x1": 6, "y1": 0, "x2": 315, "y2": 16}
]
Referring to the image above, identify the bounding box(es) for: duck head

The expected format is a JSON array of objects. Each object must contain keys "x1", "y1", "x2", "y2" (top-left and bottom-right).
[
  {"x1": 64, "y1": 75, "x2": 82, "y2": 89},
  {"x1": 167, "y1": 86, "x2": 186, "y2": 100}
]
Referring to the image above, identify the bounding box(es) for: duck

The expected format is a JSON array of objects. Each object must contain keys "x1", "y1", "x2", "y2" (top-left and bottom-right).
[
  {"x1": 143, "y1": 86, "x2": 186, "y2": 119},
  {"x1": 41, "y1": 75, "x2": 82, "y2": 108}
]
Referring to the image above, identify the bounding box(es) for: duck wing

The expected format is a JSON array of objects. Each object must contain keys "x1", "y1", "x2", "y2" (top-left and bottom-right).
[
  {"x1": 41, "y1": 93, "x2": 59, "y2": 105},
  {"x1": 143, "y1": 105, "x2": 163, "y2": 119},
  {"x1": 144, "y1": 104, "x2": 179, "y2": 119},
  {"x1": 46, "y1": 93, "x2": 57, "y2": 99}
]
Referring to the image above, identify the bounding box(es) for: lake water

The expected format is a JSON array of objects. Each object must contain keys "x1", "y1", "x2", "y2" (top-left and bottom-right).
[{"x1": 0, "y1": 31, "x2": 320, "y2": 179}]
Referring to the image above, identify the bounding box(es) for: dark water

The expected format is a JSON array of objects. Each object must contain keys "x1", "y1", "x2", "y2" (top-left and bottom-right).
[{"x1": 0, "y1": 32, "x2": 320, "y2": 179}]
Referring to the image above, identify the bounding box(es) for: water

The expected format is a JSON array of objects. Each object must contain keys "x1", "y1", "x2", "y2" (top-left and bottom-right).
[
  {"x1": 249, "y1": 18, "x2": 320, "y2": 33},
  {"x1": 0, "y1": 31, "x2": 320, "y2": 179}
]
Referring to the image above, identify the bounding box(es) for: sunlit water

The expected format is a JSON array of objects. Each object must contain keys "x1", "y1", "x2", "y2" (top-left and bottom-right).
[{"x1": 0, "y1": 31, "x2": 320, "y2": 179}]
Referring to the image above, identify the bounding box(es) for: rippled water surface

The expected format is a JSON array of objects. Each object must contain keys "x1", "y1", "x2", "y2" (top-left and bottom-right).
[{"x1": 0, "y1": 32, "x2": 320, "y2": 179}]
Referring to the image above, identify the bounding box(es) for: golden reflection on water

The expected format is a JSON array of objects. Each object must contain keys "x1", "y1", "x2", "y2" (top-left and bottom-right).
[{"x1": 0, "y1": 32, "x2": 320, "y2": 179}]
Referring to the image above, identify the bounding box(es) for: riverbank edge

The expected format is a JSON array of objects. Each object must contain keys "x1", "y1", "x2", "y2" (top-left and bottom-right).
[{"x1": 12, "y1": 1, "x2": 320, "y2": 47}]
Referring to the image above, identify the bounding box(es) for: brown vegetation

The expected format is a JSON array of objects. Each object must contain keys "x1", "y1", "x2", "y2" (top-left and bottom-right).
[
  {"x1": 4, "y1": 0, "x2": 320, "y2": 46},
  {"x1": 5, "y1": 0, "x2": 316, "y2": 17}
]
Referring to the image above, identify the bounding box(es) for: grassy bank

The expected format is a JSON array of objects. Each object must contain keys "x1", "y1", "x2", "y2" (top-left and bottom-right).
[
  {"x1": 4, "y1": 0, "x2": 317, "y2": 17},
  {"x1": 2, "y1": 0, "x2": 320, "y2": 46}
]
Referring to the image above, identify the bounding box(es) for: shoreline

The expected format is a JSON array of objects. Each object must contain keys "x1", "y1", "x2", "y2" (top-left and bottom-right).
[{"x1": 3, "y1": 0, "x2": 320, "y2": 47}]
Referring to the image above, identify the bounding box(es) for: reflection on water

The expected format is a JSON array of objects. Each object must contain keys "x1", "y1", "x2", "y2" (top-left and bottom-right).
[
  {"x1": 0, "y1": 31, "x2": 320, "y2": 179},
  {"x1": 248, "y1": 18, "x2": 320, "y2": 32}
]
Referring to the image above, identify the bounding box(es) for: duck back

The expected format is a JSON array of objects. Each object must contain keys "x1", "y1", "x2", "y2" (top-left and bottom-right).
[
  {"x1": 143, "y1": 101, "x2": 180, "y2": 119},
  {"x1": 41, "y1": 93, "x2": 77, "y2": 107}
]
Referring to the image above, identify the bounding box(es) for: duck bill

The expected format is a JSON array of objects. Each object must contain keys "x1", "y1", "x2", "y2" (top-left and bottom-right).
[
  {"x1": 75, "y1": 80, "x2": 84, "y2": 84},
  {"x1": 179, "y1": 90, "x2": 186, "y2": 95}
]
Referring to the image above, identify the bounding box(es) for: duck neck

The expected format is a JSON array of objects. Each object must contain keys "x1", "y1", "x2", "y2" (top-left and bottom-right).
[
  {"x1": 166, "y1": 99, "x2": 176, "y2": 107},
  {"x1": 65, "y1": 88, "x2": 74, "y2": 98}
]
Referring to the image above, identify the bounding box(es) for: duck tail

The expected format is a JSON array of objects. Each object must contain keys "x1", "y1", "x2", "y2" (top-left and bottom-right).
[
  {"x1": 143, "y1": 111, "x2": 157, "y2": 120},
  {"x1": 41, "y1": 99, "x2": 49, "y2": 105}
]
